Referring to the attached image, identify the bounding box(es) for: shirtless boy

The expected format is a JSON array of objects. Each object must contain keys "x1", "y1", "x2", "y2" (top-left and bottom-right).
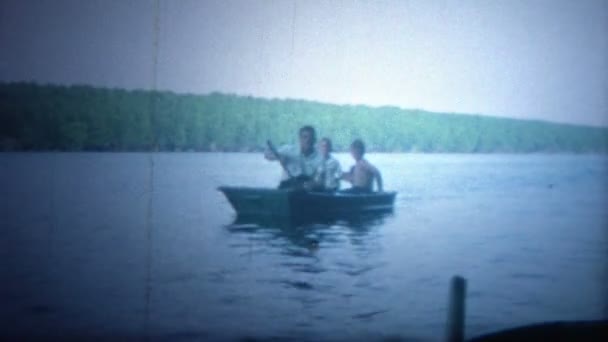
[{"x1": 342, "y1": 139, "x2": 383, "y2": 193}]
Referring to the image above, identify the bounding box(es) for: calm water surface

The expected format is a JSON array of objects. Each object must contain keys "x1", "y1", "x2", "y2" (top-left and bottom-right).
[{"x1": 1, "y1": 153, "x2": 607, "y2": 340}]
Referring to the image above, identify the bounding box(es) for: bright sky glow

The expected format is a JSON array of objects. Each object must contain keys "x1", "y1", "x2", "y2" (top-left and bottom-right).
[{"x1": 1, "y1": 0, "x2": 607, "y2": 126}]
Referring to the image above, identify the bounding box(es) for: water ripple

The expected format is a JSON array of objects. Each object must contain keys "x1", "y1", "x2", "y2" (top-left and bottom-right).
[{"x1": 352, "y1": 309, "x2": 390, "y2": 321}]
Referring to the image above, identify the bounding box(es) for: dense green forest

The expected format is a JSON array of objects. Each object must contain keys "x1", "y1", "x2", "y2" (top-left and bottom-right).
[{"x1": 1, "y1": 82, "x2": 607, "y2": 153}]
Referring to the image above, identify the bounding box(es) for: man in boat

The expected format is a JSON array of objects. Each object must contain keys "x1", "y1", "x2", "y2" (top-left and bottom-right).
[
  {"x1": 342, "y1": 139, "x2": 383, "y2": 193},
  {"x1": 312, "y1": 137, "x2": 342, "y2": 192},
  {"x1": 264, "y1": 125, "x2": 321, "y2": 189}
]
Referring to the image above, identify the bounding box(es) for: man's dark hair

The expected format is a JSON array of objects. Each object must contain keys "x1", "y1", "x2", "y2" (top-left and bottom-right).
[
  {"x1": 351, "y1": 139, "x2": 365, "y2": 154},
  {"x1": 321, "y1": 137, "x2": 333, "y2": 152},
  {"x1": 299, "y1": 125, "x2": 316, "y2": 143}
]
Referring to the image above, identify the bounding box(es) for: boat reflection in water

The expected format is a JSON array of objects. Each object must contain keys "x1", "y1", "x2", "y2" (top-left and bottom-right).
[{"x1": 226, "y1": 209, "x2": 394, "y2": 251}]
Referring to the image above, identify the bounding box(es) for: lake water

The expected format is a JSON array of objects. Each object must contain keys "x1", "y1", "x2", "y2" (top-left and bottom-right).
[{"x1": 1, "y1": 153, "x2": 607, "y2": 341}]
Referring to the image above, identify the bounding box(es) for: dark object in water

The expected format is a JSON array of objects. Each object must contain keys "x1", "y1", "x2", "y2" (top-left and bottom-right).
[
  {"x1": 446, "y1": 276, "x2": 466, "y2": 342},
  {"x1": 307, "y1": 239, "x2": 319, "y2": 251},
  {"x1": 218, "y1": 186, "x2": 396, "y2": 222},
  {"x1": 469, "y1": 320, "x2": 608, "y2": 342}
]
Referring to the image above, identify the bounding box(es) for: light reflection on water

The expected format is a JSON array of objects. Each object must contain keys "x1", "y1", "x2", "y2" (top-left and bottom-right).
[{"x1": 0, "y1": 152, "x2": 606, "y2": 341}]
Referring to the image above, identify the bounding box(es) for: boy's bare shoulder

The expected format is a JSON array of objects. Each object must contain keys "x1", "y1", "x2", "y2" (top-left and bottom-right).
[{"x1": 359, "y1": 158, "x2": 375, "y2": 171}]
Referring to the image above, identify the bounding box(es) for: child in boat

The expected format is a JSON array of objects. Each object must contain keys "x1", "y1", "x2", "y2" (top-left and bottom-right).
[
  {"x1": 342, "y1": 139, "x2": 383, "y2": 193},
  {"x1": 312, "y1": 137, "x2": 342, "y2": 192}
]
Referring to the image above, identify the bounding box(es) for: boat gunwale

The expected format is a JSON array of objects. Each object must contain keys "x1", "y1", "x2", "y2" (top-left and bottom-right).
[{"x1": 218, "y1": 186, "x2": 397, "y2": 199}]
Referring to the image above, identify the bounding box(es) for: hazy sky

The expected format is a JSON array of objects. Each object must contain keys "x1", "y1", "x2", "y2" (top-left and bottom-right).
[{"x1": 1, "y1": 0, "x2": 607, "y2": 126}]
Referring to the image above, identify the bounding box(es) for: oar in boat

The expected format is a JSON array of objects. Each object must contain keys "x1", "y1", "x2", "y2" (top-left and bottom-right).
[{"x1": 266, "y1": 140, "x2": 311, "y2": 189}]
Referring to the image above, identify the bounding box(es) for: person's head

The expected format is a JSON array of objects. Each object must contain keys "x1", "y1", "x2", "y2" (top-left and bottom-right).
[
  {"x1": 350, "y1": 139, "x2": 365, "y2": 160},
  {"x1": 319, "y1": 137, "x2": 332, "y2": 158},
  {"x1": 299, "y1": 125, "x2": 316, "y2": 154}
]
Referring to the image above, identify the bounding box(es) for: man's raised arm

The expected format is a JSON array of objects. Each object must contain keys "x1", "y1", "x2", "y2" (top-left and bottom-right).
[
  {"x1": 264, "y1": 147, "x2": 278, "y2": 161},
  {"x1": 265, "y1": 144, "x2": 291, "y2": 162}
]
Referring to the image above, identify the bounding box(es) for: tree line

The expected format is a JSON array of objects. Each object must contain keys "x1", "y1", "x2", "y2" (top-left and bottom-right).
[{"x1": 1, "y1": 82, "x2": 607, "y2": 153}]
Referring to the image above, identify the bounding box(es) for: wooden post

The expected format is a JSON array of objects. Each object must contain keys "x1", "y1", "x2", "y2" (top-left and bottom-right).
[{"x1": 446, "y1": 275, "x2": 467, "y2": 342}]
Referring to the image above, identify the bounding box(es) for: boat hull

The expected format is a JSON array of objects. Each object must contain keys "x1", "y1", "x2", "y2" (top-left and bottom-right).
[{"x1": 218, "y1": 186, "x2": 396, "y2": 222}]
